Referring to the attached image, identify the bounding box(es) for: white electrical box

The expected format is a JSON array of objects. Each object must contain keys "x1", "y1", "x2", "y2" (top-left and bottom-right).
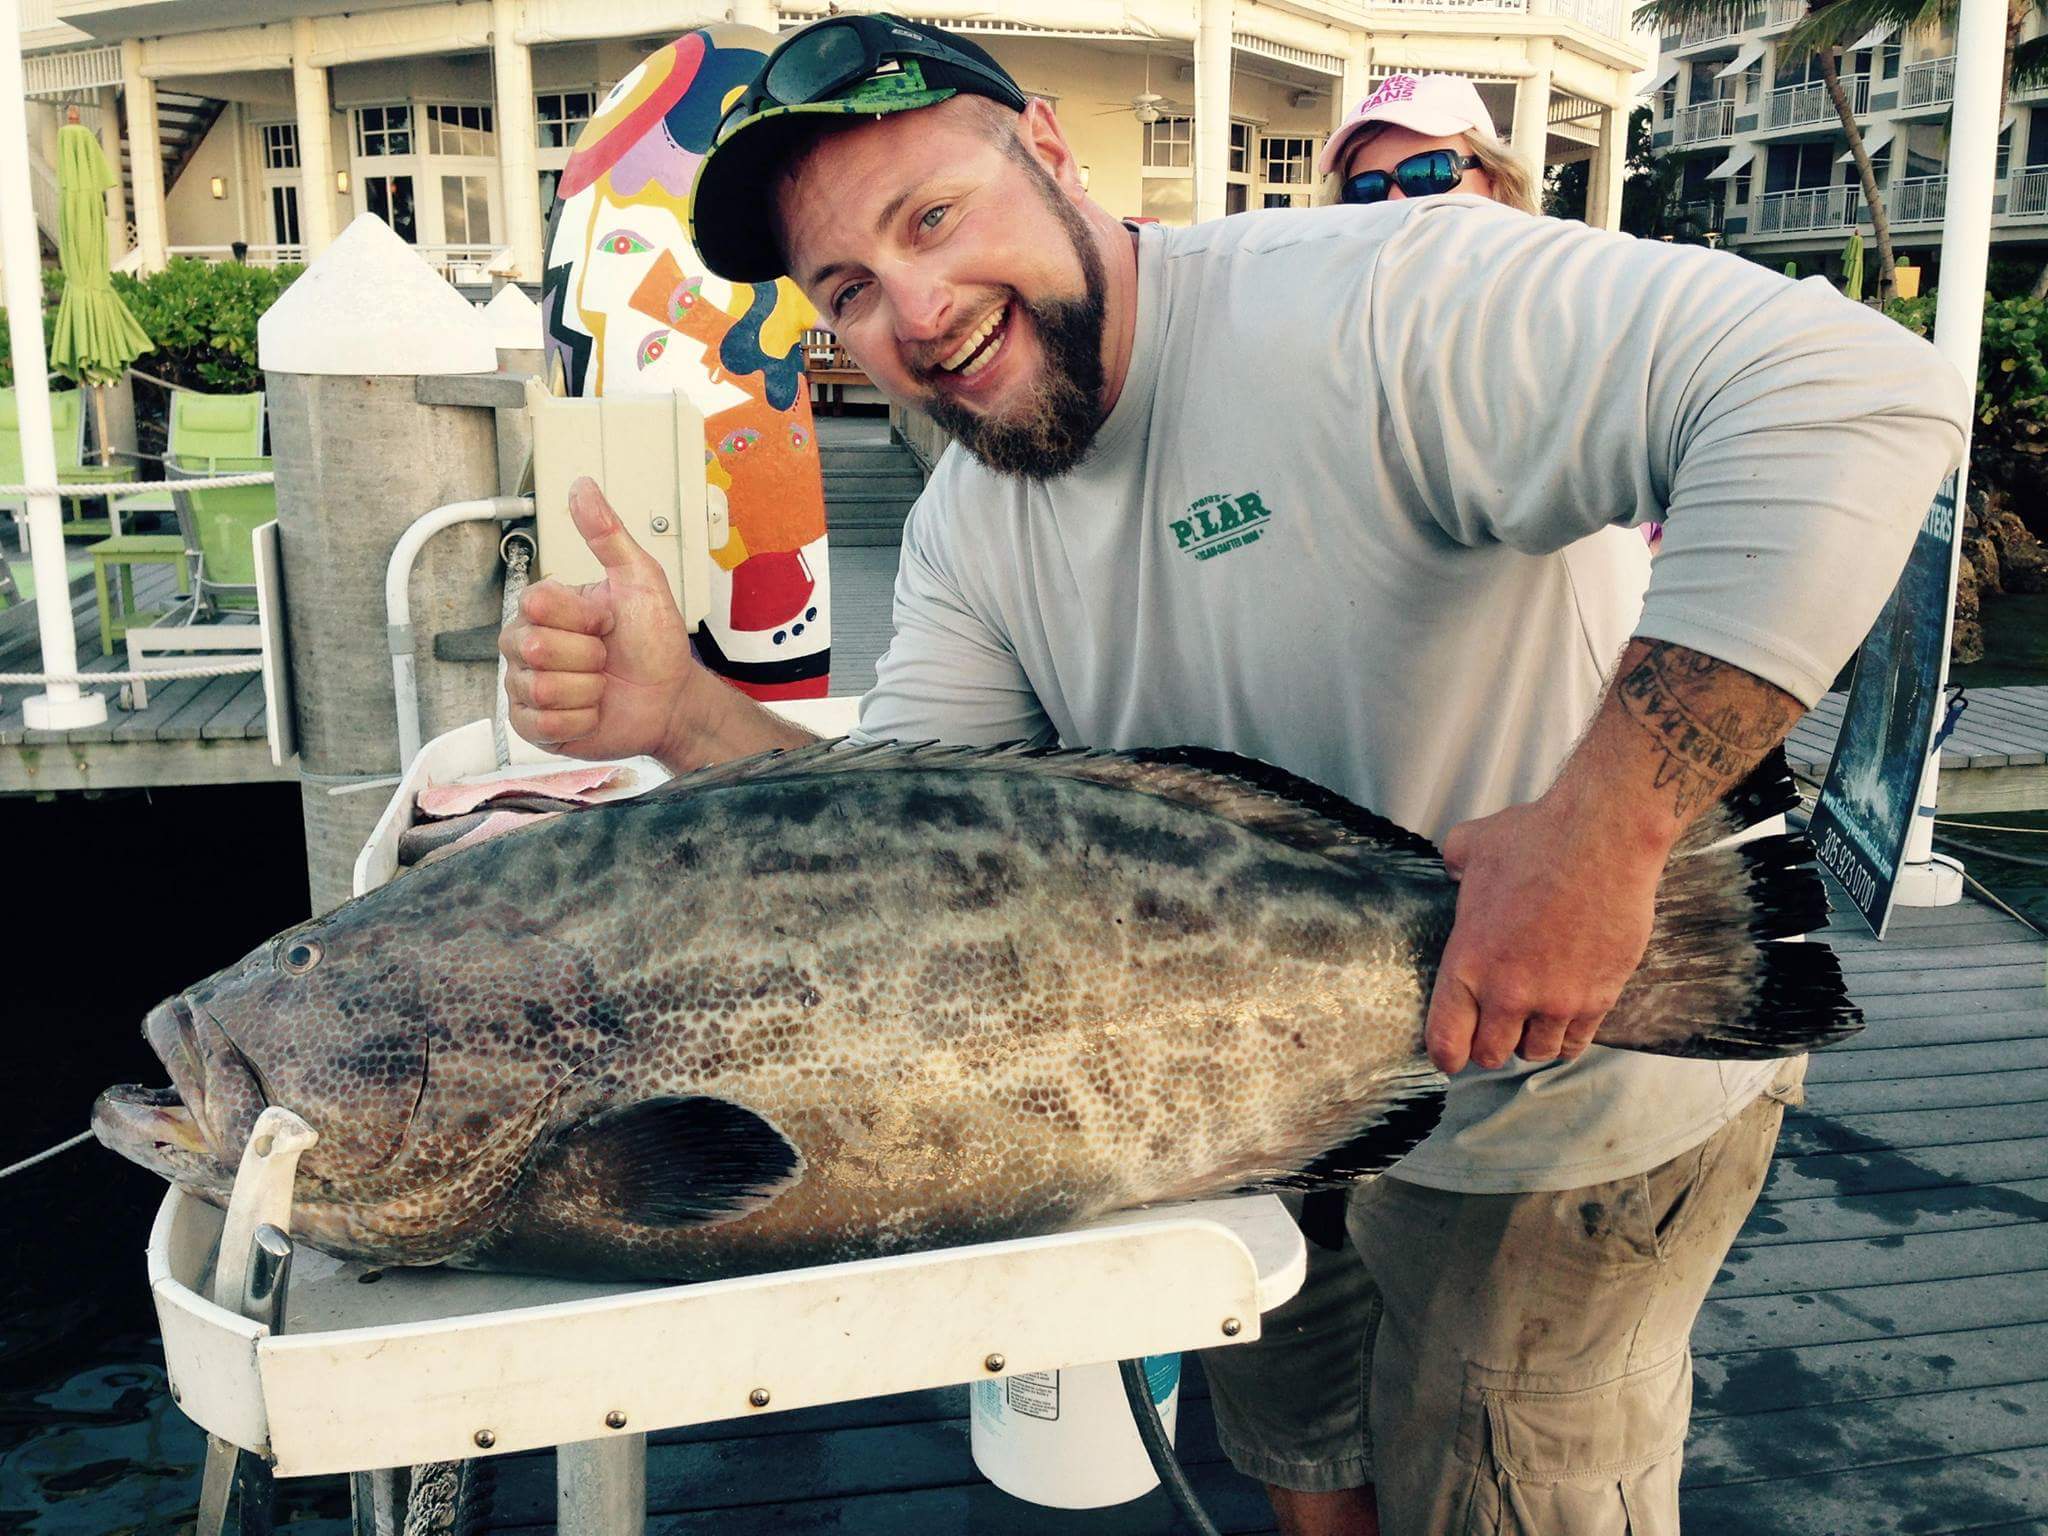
[{"x1": 526, "y1": 380, "x2": 711, "y2": 630}]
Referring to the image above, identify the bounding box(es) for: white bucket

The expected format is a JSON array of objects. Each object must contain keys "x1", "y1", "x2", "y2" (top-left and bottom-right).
[{"x1": 969, "y1": 1355, "x2": 1182, "y2": 1508}]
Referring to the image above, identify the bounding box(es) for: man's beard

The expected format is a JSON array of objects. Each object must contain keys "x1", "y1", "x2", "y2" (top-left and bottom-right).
[{"x1": 918, "y1": 160, "x2": 1109, "y2": 479}]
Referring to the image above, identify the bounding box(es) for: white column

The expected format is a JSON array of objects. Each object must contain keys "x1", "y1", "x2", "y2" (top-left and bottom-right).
[
  {"x1": 1511, "y1": 37, "x2": 1553, "y2": 183},
  {"x1": 1897, "y1": 0, "x2": 2004, "y2": 905},
  {"x1": 732, "y1": 0, "x2": 779, "y2": 32},
  {"x1": 0, "y1": 15, "x2": 107, "y2": 729},
  {"x1": 229, "y1": 102, "x2": 250, "y2": 245},
  {"x1": 291, "y1": 16, "x2": 338, "y2": 257},
  {"x1": 122, "y1": 40, "x2": 168, "y2": 270},
  {"x1": 96, "y1": 85, "x2": 129, "y2": 261},
  {"x1": 1193, "y1": 0, "x2": 1231, "y2": 224},
  {"x1": 1335, "y1": 36, "x2": 1371, "y2": 147},
  {"x1": 491, "y1": 0, "x2": 544, "y2": 281},
  {"x1": 1586, "y1": 102, "x2": 1624, "y2": 229}
]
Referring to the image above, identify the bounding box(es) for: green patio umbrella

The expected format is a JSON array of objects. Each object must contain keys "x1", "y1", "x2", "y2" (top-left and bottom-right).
[
  {"x1": 48, "y1": 114, "x2": 151, "y2": 466},
  {"x1": 1841, "y1": 229, "x2": 1865, "y2": 304}
]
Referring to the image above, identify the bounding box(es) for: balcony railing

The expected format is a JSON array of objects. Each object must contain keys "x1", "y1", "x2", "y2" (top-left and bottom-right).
[
  {"x1": 1675, "y1": 99, "x2": 1735, "y2": 146},
  {"x1": 1757, "y1": 184, "x2": 1861, "y2": 233},
  {"x1": 167, "y1": 245, "x2": 310, "y2": 268},
  {"x1": 1680, "y1": 11, "x2": 1739, "y2": 47},
  {"x1": 2010, "y1": 168, "x2": 2048, "y2": 218},
  {"x1": 1764, "y1": 73, "x2": 1868, "y2": 131},
  {"x1": 1902, "y1": 55, "x2": 1956, "y2": 110},
  {"x1": 1757, "y1": 0, "x2": 1807, "y2": 29},
  {"x1": 1680, "y1": 198, "x2": 1727, "y2": 233},
  {"x1": 1536, "y1": 0, "x2": 1629, "y2": 36},
  {"x1": 1890, "y1": 174, "x2": 1948, "y2": 225}
]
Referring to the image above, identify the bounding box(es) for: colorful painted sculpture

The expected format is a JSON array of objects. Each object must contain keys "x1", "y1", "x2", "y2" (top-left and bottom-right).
[{"x1": 542, "y1": 25, "x2": 831, "y2": 701}]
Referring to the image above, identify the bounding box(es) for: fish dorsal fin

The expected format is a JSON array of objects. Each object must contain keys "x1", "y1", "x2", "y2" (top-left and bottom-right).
[{"x1": 646, "y1": 738, "x2": 1445, "y2": 877}]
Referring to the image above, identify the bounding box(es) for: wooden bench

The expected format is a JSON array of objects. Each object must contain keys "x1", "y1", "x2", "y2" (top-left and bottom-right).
[{"x1": 804, "y1": 329, "x2": 872, "y2": 414}]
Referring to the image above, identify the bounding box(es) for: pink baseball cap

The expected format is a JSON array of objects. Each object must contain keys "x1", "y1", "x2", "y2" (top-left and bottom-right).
[{"x1": 1317, "y1": 73, "x2": 1498, "y2": 178}]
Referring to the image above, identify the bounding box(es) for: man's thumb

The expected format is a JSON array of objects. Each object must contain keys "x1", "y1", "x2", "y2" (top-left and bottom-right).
[{"x1": 570, "y1": 477, "x2": 664, "y2": 588}]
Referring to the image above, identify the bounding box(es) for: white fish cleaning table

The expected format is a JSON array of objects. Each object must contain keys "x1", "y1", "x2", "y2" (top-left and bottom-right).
[{"x1": 147, "y1": 1117, "x2": 1306, "y2": 1533}]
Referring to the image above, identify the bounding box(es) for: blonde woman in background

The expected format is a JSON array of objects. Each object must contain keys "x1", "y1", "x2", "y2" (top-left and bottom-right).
[{"x1": 1318, "y1": 72, "x2": 1537, "y2": 212}]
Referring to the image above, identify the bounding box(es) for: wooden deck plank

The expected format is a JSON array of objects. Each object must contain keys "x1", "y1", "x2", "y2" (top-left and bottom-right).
[
  {"x1": 1695, "y1": 1323, "x2": 2048, "y2": 1417},
  {"x1": 1764, "y1": 1137, "x2": 2048, "y2": 1202},
  {"x1": 155, "y1": 672, "x2": 257, "y2": 742},
  {"x1": 1738, "y1": 1179, "x2": 2048, "y2": 1247},
  {"x1": 1843, "y1": 963, "x2": 2044, "y2": 997},
  {"x1": 1836, "y1": 940, "x2": 2047, "y2": 974},
  {"x1": 107, "y1": 674, "x2": 211, "y2": 742},
  {"x1": 1807, "y1": 1070, "x2": 2048, "y2": 1115},
  {"x1": 1677, "y1": 1447, "x2": 2048, "y2": 1534},
  {"x1": 1855, "y1": 989, "x2": 2046, "y2": 1022},
  {"x1": 1712, "y1": 1220, "x2": 2048, "y2": 1298},
  {"x1": 1695, "y1": 1269, "x2": 2048, "y2": 1353},
  {"x1": 1687, "y1": 1379, "x2": 2048, "y2": 1486},
  {"x1": 1775, "y1": 1103, "x2": 2048, "y2": 1157},
  {"x1": 1808, "y1": 1039, "x2": 2048, "y2": 1083},
  {"x1": 203, "y1": 673, "x2": 272, "y2": 739}
]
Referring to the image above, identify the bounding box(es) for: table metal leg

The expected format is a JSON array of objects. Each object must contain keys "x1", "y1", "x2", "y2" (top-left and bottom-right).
[
  {"x1": 349, "y1": 1468, "x2": 408, "y2": 1536},
  {"x1": 557, "y1": 1435, "x2": 646, "y2": 1536}
]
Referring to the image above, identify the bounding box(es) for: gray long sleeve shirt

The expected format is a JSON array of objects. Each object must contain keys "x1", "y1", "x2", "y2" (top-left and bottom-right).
[{"x1": 854, "y1": 197, "x2": 1970, "y2": 1192}]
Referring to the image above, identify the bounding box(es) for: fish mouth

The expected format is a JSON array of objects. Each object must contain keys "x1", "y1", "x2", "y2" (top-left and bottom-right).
[{"x1": 91, "y1": 994, "x2": 238, "y2": 1193}]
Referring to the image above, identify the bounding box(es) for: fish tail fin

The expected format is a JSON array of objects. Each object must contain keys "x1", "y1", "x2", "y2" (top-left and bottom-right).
[{"x1": 1602, "y1": 749, "x2": 1862, "y2": 1059}]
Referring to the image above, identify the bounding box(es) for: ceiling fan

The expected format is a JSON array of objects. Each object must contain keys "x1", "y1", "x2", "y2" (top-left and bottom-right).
[{"x1": 1095, "y1": 53, "x2": 1188, "y2": 124}]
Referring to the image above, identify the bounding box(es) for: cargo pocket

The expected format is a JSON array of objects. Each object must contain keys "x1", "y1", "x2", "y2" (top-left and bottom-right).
[{"x1": 1460, "y1": 1348, "x2": 1691, "y2": 1536}]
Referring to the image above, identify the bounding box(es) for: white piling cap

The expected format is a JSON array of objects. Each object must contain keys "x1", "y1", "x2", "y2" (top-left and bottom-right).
[
  {"x1": 258, "y1": 214, "x2": 497, "y2": 376},
  {"x1": 482, "y1": 284, "x2": 543, "y2": 353}
]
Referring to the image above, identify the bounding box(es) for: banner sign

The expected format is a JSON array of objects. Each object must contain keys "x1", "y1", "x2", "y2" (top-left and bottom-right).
[{"x1": 1809, "y1": 472, "x2": 1960, "y2": 937}]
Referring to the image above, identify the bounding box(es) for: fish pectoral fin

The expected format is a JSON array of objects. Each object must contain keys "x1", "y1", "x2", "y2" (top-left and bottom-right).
[{"x1": 539, "y1": 1096, "x2": 804, "y2": 1228}]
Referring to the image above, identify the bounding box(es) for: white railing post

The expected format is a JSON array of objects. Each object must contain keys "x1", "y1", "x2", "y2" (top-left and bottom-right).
[
  {"x1": 1897, "y1": 0, "x2": 2002, "y2": 907},
  {"x1": 0, "y1": 0, "x2": 107, "y2": 729}
]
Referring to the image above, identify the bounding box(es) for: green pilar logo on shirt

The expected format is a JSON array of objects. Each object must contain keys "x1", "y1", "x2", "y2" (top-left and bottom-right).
[{"x1": 1169, "y1": 492, "x2": 1272, "y2": 562}]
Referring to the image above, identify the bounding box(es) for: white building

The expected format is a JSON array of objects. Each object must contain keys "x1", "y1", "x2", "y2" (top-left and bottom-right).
[
  {"x1": 1648, "y1": 3, "x2": 2048, "y2": 277},
  {"x1": 17, "y1": 0, "x2": 1646, "y2": 289}
]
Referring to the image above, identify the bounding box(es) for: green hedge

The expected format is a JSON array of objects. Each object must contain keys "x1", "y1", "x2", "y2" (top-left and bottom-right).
[
  {"x1": 1885, "y1": 292, "x2": 2048, "y2": 444},
  {"x1": 1, "y1": 257, "x2": 300, "y2": 393}
]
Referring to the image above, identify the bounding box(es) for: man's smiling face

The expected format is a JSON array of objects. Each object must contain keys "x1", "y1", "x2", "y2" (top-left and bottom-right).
[{"x1": 775, "y1": 98, "x2": 1109, "y2": 478}]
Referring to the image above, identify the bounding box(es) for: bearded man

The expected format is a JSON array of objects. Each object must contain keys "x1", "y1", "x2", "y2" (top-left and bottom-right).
[{"x1": 501, "y1": 17, "x2": 1967, "y2": 1533}]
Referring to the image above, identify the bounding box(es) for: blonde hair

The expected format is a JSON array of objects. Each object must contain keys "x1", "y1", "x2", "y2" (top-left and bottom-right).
[{"x1": 1323, "y1": 123, "x2": 1538, "y2": 215}]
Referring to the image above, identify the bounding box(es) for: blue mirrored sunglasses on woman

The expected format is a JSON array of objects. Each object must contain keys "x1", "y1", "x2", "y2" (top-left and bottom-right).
[{"x1": 1339, "y1": 148, "x2": 1483, "y2": 206}]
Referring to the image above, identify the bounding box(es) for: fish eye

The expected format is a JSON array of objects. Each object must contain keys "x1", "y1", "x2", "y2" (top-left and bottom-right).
[{"x1": 281, "y1": 939, "x2": 323, "y2": 975}]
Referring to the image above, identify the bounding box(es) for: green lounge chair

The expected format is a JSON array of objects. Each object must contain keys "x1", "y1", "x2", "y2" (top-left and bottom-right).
[
  {"x1": 113, "y1": 390, "x2": 266, "y2": 521},
  {"x1": 0, "y1": 386, "x2": 128, "y2": 541}
]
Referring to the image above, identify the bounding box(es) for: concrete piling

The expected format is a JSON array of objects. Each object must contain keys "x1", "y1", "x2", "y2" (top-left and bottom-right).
[{"x1": 258, "y1": 215, "x2": 502, "y2": 911}]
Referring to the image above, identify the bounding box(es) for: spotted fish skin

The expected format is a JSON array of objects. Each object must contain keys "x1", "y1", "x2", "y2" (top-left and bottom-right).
[{"x1": 91, "y1": 743, "x2": 1853, "y2": 1281}]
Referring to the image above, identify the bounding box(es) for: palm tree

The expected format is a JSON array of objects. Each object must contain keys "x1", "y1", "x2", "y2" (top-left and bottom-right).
[
  {"x1": 1635, "y1": 0, "x2": 1903, "y2": 297},
  {"x1": 1784, "y1": 0, "x2": 2048, "y2": 292}
]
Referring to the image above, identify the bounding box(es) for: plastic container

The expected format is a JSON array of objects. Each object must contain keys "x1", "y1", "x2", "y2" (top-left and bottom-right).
[{"x1": 969, "y1": 1354, "x2": 1181, "y2": 1508}]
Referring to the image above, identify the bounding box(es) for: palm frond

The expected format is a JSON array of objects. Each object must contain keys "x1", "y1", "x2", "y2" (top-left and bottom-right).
[
  {"x1": 1780, "y1": 0, "x2": 1932, "y2": 62},
  {"x1": 1633, "y1": 0, "x2": 1752, "y2": 33}
]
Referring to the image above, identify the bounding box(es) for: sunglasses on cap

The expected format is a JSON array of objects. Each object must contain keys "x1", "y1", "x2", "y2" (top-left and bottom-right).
[
  {"x1": 1339, "y1": 148, "x2": 1483, "y2": 206},
  {"x1": 716, "y1": 12, "x2": 1028, "y2": 144}
]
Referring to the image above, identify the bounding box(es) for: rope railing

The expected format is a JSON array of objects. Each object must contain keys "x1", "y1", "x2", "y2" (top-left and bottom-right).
[
  {"x1": 0, "y1": 471, "x2": 275, "y2": 498},
  {"x1": 0, "y1": 658, "x2": 264, "y2": 686}
]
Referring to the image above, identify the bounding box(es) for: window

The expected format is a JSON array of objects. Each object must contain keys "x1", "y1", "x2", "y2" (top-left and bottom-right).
[
  {"x1": 1142, "y1": 116, "x2": 1192, "y2": 171},
  {"x1": 261, "y1": 123, "x2": 298, "y2": 171},
  {"x1": 441, "y1": 174, "x2": 492, "y2": 244},
  {"x1": 540, "y1": 169, "x2": 562, "y2": 221},
  {"x1": 364, "y1": 174, "x2": 417, "y2": 241},
  {"x1": 270, "y1": 184, "x2": 301, "y2": 245},
  {"x1": 537, "y1": 90, "x2": 596, "y2": 151},
  {"x1": 1226, "y1": 182, "x2": 1248, "y2": 215},
  {"x1": 1262, "y1": 191, "x2": 1301, "y2": 209},
  {"x1": 1997, "y1": 124, "x2": 2013, "y2": 181},
  {"x1": 1229, "y1": 121, "x2": 1252, "y2": 176},
  {"x1": 1883, "y1": 41, "x2": 1903, "y2": 79},
  {"x1": 1258, "y1": 135, "x2": 1318, "y2": 187},
  {"x1": 356, "y1": 105, "x2": 413, "y2": 158},
  {"x1": 1731, "y1": 166, "x2": 1753, "y2": 207},
  {"x1": 1657, "y1": 82, "x2": 1675, "y2": 119},
  {"x1": 425, "y1": 104, "x2": 495, "y2": 157}
]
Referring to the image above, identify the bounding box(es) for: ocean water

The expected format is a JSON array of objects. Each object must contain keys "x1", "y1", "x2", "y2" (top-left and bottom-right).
[{"x1": 0, "y1": 783, "x2": 350, "y2": 1534}]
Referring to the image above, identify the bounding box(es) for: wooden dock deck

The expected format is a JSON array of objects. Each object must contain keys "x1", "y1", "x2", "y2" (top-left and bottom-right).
[
  {"x1": 0, "y1": 554, "x2": 285, "y2": 793},
  {"x1": 444, "y1": 896, "x2": 2048, "y2": 1535}
]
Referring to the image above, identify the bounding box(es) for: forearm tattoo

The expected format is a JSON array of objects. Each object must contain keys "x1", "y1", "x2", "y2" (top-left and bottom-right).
[{"x1": 1615, "y1": 643, "x2": 1801, "y2": 820}]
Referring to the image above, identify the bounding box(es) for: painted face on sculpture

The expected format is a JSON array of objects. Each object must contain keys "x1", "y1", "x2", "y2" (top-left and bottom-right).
[{"x1": 541, "y1": 24, "x2": 833, "y2": 701}]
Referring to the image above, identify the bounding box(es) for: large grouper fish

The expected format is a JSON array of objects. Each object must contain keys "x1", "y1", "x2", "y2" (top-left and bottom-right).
[{"x1": 95, "y1": 740, "x2": 1857, "y2": 1282}]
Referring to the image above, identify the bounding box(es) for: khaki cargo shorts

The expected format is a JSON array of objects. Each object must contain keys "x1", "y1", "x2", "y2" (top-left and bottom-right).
[{"x1": 1202, "y1": 1061, "x2": 1803, "y2": 1534}]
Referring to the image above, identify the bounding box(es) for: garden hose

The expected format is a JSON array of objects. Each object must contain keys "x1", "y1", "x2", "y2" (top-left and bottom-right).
[{"x1": 1118, "y1": 1358, "x2": 1222, "y2": 1536}]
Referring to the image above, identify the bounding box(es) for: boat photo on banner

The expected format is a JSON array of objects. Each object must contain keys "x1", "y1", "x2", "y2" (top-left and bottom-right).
[{"x1": 1809, "y1": 471, "x2": 1961, "y2": 935}]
